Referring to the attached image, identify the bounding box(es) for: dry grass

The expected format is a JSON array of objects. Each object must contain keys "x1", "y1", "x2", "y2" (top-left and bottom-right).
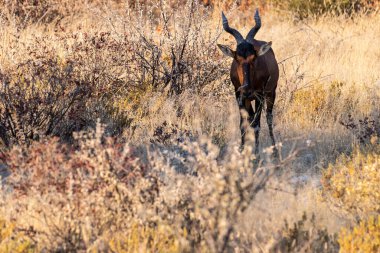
[{"x1": 0, "y1": 0, "x2": 379, "y2": 252}]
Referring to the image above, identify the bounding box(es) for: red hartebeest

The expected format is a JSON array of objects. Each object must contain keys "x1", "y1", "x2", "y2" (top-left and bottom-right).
[{"x1": 217, "y1": 9, "x2": 279, "y2": 155}]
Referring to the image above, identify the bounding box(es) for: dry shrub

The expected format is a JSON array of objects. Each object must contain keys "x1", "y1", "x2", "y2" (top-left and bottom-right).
[
  {"x1": 0, "y1": 0, "x2": 123, "y2": 27},
  {"x1": 271, "y1": 0, "x2": 378, "y2": 19},
  {"x1": 0, "y1": 123, "x2": 287, "y2": 252},
  {"x1": 321, "y1": 147, "x2": 380, "y2": 219},
  {"x1": 103, "y1": 0, "x2": 230, "y2": 142},
  {"x1": 339, "y1": 215, "x2": 380, "y2": 253},
  {"x1": 1, "y1": 123, "x2": 150, "y2": 251},
  {"x1": 270, "y1": 212, "x2": 339, "y2": 253},
  {"x1": 4, "y1": 127, "x2": 146, "y2": 197},
  {"x1": 0, "y1": 48, "x2": 90, "y2": 145},
  {"x1": 126, "y1": 1, "x2": 225, "y2": 94},
  {"x1": 184, "y1": 0, "x2": 379, "y2": 17},
  {"x1": 0, "y1": 0, "x2": 72, "y2": 26},
  {"x1": 108, "y1": 223, "x2": 180, "y2": 253},
  {"x1": 340, "y1": 114, "x2": 380, "y2": 145},
  {"x1": 0, "y1": 218, "x2": 34, "y2": 252},
  {"x1": 0, "y1": 29, "x2": 138, "y2": 145},
  {"x1": 284, "y1": 81, "x2": 358, "y2": 129},
  {"x1": 0, "y1": 0, "x2": 228, "y2": 145}
]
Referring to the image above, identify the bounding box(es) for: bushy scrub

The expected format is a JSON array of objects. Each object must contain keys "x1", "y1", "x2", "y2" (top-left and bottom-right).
[
  {"x1": 108, "y1": 224, "x2": 181, "y2": 253},
  {"x1": 0, "y1": 30, "x2": 135, "y2": 145},
  {"x1": 0, "y1": 123, "x2": 282, "y2": 252},
  {"x1": 0, "y1": 51, "x2": 90, "y2": 145},
  {"x1": 0, "y1": 0, "x2": 124, "y2": 27},
  {"x1": 188, "y1": 0, "x2": 379, "y2": 18},
  {"x1": 339, "y1": 215, "x2": 380, "y2": 253},
  {"x1": 321, "y1": 147, "x2": 380, "y2": 218},
  {"x1": 270, "y1": 213, "x2": 339, "y2": 253},
  {"x1": 271, "y1": 0, "x2": 377, "y2": 18},
  {"x1": 1, "y1": 123, "x2": 149, "y2": 251},
  {"x1": 285, "y1": 81, "x2": 355, "y2": 129},
  {"x1": 0, "y1": 219, "x2": 34, "y2": 252},
  {"x1": 340, "y1": 114, "x2": 380, "y2": 145},
  {"x1": 0, "y1": 1, "x2": 228, "y2": 145},
  {"x1": 321, "y1": 125, "x2": 380, "y2": 251}
]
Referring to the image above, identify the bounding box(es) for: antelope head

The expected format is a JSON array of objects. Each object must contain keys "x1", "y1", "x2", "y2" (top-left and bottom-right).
[{"x1": 217, "y1": 9, "x2": 272, "y2": 106}]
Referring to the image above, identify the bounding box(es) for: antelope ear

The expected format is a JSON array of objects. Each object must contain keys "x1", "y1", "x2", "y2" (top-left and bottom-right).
[
  {"x1": 257, "y1": 41, "x2": 272, "y2": 56},
  {"x1": 217, "y1": 44, "x2": 235, "y2": 58}
]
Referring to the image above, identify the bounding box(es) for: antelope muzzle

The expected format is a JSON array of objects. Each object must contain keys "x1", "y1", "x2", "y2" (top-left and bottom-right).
[{"x1": 237, "y1": 63, "x2": 251, "y2": 107}]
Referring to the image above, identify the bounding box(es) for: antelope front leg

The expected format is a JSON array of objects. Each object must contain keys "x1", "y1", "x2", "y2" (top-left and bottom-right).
[
  {"x1": 239, "y1": 111, "x2": 245, "y2": 149},
  {"x1": 236, "y1": 92, "x2": 246, "y2": 149},
  {"x1": 253, "y1": 97, "x2": 263, "y2": 154},
  {"x1": 237, "y1": 93, "x2": 254, "y2": 150}
]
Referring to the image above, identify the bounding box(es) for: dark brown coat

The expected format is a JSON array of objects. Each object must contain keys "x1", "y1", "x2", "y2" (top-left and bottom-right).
[{"x1": 217, "y1": 11, "x2": 279, "y2": 155}]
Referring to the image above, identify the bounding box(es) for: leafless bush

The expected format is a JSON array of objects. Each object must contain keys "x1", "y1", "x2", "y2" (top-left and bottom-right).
[
  {"x1": 122, "y1": 0, "x2": 227, "y2": 95},
  {"x1": 0, "y1": 0, "x2": 124, "y2": 27},
  {"x1": 270, "y1": 212, "x2": 339, "y2": 253},
  {"x1": 340, "y1": 113, "x2": 380, "y2": 145},
  {"x1": 0, "y1": 0, "x2": 228, "y2": 146},
  {"x1": 1, "y1": 123, "x2": 152, "y2": 251},
  {"x1": 0, "y1": 58, "x2": 88, "y2": 145}
]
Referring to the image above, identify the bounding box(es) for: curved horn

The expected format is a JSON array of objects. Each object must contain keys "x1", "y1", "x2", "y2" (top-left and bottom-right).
[
  {"x1": 246, "y1": 9, "x2": 261, "y2": 44},
  {"x1": 222, "y1": 12, "x2": 244, "y2": 45}
]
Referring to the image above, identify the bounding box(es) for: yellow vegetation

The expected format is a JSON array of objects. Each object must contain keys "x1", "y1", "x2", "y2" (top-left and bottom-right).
[
  {"x1": 108, "y1": 224, "x2": 181, "y2": 253},
  {"x1": 339, "y1": 215, "x2": 380, "y2": 253},
  {"x1": 0, "y1": 219, "x2": 34, "y2": 253},
  {"x1": 322, "y1": 148, "x2": 380, "y2": 217}
]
